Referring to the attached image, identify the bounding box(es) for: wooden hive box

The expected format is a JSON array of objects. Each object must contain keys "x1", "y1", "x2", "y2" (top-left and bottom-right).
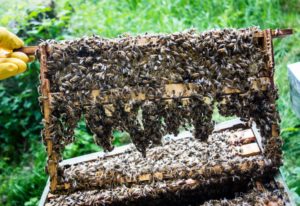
[
  {"x1": 39, "y1": 119, "x2": 295, "y2": 205},
  {"x1": 23, "y1": 28, "x2": 295, "y2": 205}
]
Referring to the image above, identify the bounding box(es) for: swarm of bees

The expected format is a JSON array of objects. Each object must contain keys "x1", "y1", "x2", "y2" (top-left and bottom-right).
[
  {"x1": 40, "y1": 27, "x2": 280, "y2": 159},
  {"x1": 39, "y1": 27, "x2": 285, "y2": 204},
  {"x1": 201, "y1": 180, "x2": 287, "y2": 206},
  {"x1": 46, "y1": 177, "x2": 288, "y2": 206},
  {"x1": 60, "y1": 130, "x2": 271, "y2": 192}
]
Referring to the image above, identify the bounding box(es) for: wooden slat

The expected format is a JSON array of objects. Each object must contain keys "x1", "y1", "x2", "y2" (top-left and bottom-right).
[
  {"x1": 87, "y1": 160, "x2": 265, "y2": 186},
  {"x1": 222, "y1": 77, "x2": 271, "y2": 94},
  {"x1": 251, "y1": 122, "x2": 264, "y2": 152},
  {"x1": 241, "y1": 129, "x2": 255, "y2": 143},
  {"x1": 40, "y1": 44, "x2": 59, "y2": 192},
  {"x1": 228, "y1": 129, "x2": 256, "y2": 145},
  {"x1": 38, "y1": 178, "x2": 50, "y2": 206},
  {"x1": 238, "y1": 143, "x2": 261, "y2": 157},
  {"x1": 59, "y1": 144, "x2": 133, "y2": 167},
  {"x1": 253, "y1": 29, "x2": 293, "y2": 38},
  {"x1": 213, "y1": 118, "x2": 246, "y2": 132},
  {"x1": 15, "y1": 29, "x2": 293, "y2": 56},
  {"x1": 272, "y1": 124, "x2": 279, "y2": 137},
  {"x1": 235, "y1": 129, "x2": 256, "y2": 144},
  {"x1": 275, "y1": 174, "x2": 297, "y2": 206},
  {"x1": 65, "y1": 159, "x2": 266, "y2": 186},
  {"x1": 51, "y1": 77, "x2": 271, "y2": 110},
  {"x1": 39, "y1": 173, "x2": 296, "y2": 206}
]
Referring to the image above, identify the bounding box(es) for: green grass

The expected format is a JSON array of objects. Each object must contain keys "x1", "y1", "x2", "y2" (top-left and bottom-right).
[{"x1": 0, "y1": 0, "x2": 299, "y2": 205}]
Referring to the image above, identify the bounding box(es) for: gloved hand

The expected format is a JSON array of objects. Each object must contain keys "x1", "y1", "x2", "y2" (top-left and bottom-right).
[{"x1": 0, "y1": 27, "x2": 29, "y2": 80}]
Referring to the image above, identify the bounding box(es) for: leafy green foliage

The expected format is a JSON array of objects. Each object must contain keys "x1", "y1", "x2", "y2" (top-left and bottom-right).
[
  {"x1": 63, "y1": 121, "x2": 131, "y2": 159},
  {"x1": 0, "y1": 143, "x2": 46, "y2": 206},
  {"x1": 63, "y1": 120, "x2": 100, "y2": 159},
  {"x1": 0, "y1": 61, "x2": 41, "y2": 162},
  {"x1": 0, "y1": 1, "x2": 73, "y2": 205},
  {"x1": 0, "y1": 0, "x2": 299, "y2": 205}
]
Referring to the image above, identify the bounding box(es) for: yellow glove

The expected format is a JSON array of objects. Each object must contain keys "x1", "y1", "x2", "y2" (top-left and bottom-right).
[{"x1": 0, "y1": 27, "x2": 29, "y2": 80}]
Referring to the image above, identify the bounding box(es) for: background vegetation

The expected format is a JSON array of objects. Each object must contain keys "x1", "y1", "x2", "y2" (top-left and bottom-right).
[{"x1": 0, "y1": 0, "x2": 299, "y2": 205}]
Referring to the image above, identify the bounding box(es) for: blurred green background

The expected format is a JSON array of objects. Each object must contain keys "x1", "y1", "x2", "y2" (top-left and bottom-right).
[{"x1": 0, "y1": 0, "x2": 299, "y2": 205}]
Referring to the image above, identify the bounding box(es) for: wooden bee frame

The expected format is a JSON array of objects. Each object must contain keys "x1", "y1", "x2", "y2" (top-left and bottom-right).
[
  {"x1": 20, "y1": 28, "x2": 292, "y2": 193},
  {"x1": 38, "y1": 119, "x2": 295, "y2": 206}
]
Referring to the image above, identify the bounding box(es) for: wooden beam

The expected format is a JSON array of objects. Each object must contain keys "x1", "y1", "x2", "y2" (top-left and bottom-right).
[
  {"x1": 238, "y1": 143, "x2": 261, "y2": 157},
  {"x1": 272, "y1": 124, "x2": 279, "y2": 137},
  {"x1": 213, "y1": 118, "x2": 246, "y2": 132},
  {"x1": 275, "y1": 174, "x2": 297, "y2": 206},
  {"x1": 40, "y1": 44, "x2": 58, "y2": 192},
  {"x1": 239, "y1": 129, "x2": 256, "y2": 144},
  {"x1": 222, "y1": 77, "x2": 271, "y2": 94},
  {"x1": 51, "y1": 77, "x2": 271, "y2": 108},
  {"x1": 60, "y1": 159, "x2": 266, "y2": 189},
  {"x1": 40, "y1": 173, "x2": 295, "y2": 206},
  {"x1": 253, "y1": 29, "x2": 293, "y2": 38},
  {"x1": 15, "y1": 29, "x2": 292, "y2": 56},
  {"x1": 228, "y1": 129, "x2": 256, "y2": 145},
  {"x1": 59, "y1": 144, "x2": 133, "y2": 167},
  {"x1": 38, "y1": 178, "x2": 50, "y2": 206}
]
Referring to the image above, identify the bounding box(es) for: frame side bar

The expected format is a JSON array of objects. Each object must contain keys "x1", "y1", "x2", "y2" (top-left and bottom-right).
[{"x1": 40, "y1": 44, "x2": 59, "y2": 192}]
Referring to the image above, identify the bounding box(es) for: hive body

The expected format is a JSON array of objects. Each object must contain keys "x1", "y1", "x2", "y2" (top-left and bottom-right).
[{"x1": 36, "y1": 27, "x2": 291, "y2": 205}]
